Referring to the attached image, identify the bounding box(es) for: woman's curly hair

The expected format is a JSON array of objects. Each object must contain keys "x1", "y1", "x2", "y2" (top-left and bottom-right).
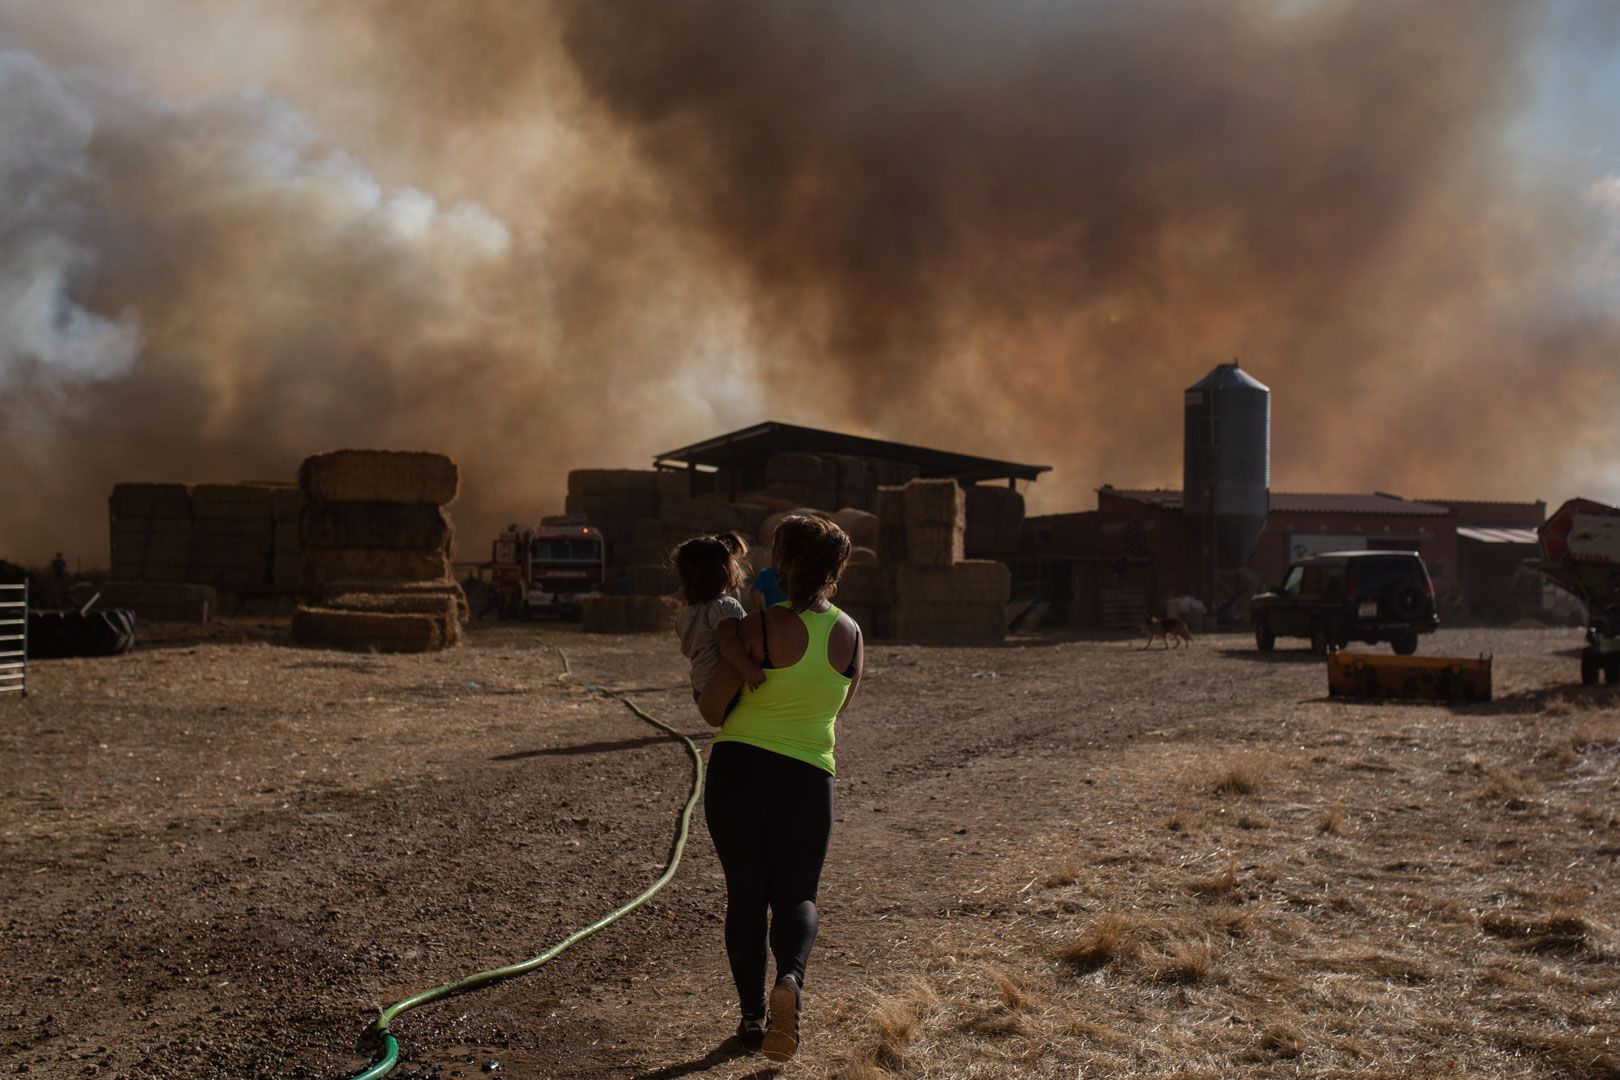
[{"x1": 773, "y1": 515, "x2": 851, "y2": 612}]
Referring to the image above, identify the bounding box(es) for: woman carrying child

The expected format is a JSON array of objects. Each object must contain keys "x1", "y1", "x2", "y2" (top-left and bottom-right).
[{"x1": 685, "y1": 515, "x2": 863, "y2": 1062}]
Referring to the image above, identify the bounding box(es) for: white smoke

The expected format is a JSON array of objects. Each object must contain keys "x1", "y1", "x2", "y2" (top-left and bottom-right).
[
  {"x1": 0, "y1": 46, "x2": 140, "y2": 385},
  {"x1": 0, "y1": 37, "x2": 517, "y2": 396}
]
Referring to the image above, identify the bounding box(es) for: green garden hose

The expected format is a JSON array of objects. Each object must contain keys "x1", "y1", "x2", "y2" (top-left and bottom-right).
[{"x1": 341, "y1": 642, "x2": 703, "y2": 1080}]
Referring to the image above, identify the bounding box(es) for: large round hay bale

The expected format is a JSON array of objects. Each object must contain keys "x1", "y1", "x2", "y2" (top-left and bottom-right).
[
  {"x1": 299, "y1": 502, "x2": 452, "y2": 551},
  {"x1": 301, "y1": 549, "x2": 451, "y2": 594},
  {"x1": 292, "y1": 605, "x2": 450, "y2": 652},
  {"x1": 299, "y1": 450, "x2": 459, "y2": 505},
  {"x1": 831, "y1": 508, "x2": 880, "y2": 550}
]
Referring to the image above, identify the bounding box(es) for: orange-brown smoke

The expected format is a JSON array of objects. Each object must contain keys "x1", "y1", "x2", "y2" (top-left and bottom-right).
[{"x1": 1, "y1": 1, "x2": 1617, "y2": 565}]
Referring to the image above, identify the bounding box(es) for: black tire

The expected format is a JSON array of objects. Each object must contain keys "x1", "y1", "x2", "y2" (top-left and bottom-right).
[
  {"x1": 1605, "y1": 655, "x2": 1620, "y2": 687},
  {"x1": 1254, "y1": 620, "x2": 1275, "y2": 651},
  {"x1": 1581, "y1": 649, "x2": 1600, "y2": 686},
  {"x1": 1389, "y1": 582, "x2": 1427, "y2": 620},
  {"x1": 1392, "y1": 633, "x2": 1419, "y2": 656},
  {"x1": 1310, "y1": 620, "x2": 1330, "y2": 656},
  {"x1": 26, "y1": 609, "x2": 136, "y2": 659}
]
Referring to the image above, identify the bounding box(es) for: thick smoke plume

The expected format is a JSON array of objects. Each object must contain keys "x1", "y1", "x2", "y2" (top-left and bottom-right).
[
  {"x1": 555, "y1": 0, "x2": 1619, "y2": 501},
  {"x1": 1, "y1": 1, "x2": 1617, "y2": 565}
]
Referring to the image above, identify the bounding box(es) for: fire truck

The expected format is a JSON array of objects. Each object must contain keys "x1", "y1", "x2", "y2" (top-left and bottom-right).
[{"x1": 490, "y1": 522, "x2": 606, "y2": 618}]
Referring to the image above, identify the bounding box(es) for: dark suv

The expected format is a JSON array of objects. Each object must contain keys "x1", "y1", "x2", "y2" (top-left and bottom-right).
[{"x1": 1250, "y1": 551, "x2": 1438, "y2": 655}]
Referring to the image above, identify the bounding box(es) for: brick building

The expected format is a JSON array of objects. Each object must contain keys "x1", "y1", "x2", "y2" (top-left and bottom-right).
[{"x1": 1018, "y1": 488, "x2": 1545, "y2": 630}]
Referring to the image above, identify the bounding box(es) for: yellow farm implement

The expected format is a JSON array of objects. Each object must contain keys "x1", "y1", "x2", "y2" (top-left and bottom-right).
[{"x1": 1327, "y1": 651, "x2": 1492, "y2": 704}]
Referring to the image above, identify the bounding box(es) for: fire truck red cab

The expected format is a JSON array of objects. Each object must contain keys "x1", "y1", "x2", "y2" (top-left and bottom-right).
[{"x1": 490, "y1": 522, "x2": 605, "y2": 618}]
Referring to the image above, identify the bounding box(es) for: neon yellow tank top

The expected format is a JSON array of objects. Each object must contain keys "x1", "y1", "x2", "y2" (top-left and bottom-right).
[{"x1": 713, "y1": 603, "x2": 851, "y2": 775}]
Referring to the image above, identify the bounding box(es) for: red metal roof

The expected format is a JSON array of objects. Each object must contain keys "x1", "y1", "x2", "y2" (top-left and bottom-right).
[{"x1": 1101, "y1": 488, "x2": 1452, "y2": 516}]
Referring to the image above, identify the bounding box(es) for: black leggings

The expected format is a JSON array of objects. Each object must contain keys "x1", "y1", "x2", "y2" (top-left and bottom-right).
[{"x1": 703, "y1": 741, "x2": 834, "y2": 1017}]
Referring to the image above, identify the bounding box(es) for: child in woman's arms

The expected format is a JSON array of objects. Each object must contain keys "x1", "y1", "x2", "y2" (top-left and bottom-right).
[{"x1": 674, "y1": 532, "x2": 765, "y2": 719}]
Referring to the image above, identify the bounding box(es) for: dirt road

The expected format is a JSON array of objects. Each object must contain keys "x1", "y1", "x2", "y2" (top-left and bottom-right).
[{"x1": 2, "y1": 624, "x2": 1615, "y2": 1078}]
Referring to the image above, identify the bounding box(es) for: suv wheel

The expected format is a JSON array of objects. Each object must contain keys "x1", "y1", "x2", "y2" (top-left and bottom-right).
[
  {"x1": 1391, "y1": 633, "x2": 1419, "y2": 656},
  {"x1": 1389, "y1": 582, "x2": 1428, "y2": 620},
  {"x1": 1309, "y1": 621, "x2": 1330, "y2": 656},
  {"x1": 1254, "y1": 620, "x2": 1275, "y2": 652},
  {"x1": 1581, "y1": 649, "x2": 1599, "y2": 685}
]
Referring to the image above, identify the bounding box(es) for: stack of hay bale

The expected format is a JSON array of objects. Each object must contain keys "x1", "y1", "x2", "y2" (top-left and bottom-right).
[
  {"x1": 110, "y1": 483, "x2": 194, "y2": 583},
  {"x1": 188, "y1": 484, "x2": 289, "y2": 589},
  {"x1": 564, "y1": 468, "x2": 771, "y2": 617},
  {"x1": 292, "y1": 450, "x2": 466, "y2": 652},
  {"x1": 835, "y1": 478, "x2": 1010, "y2": 643}
]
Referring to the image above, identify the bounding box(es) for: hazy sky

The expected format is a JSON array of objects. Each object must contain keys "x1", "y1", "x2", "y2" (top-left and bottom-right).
[{"x1": 1, "y1": 1, "x2": 1617, "y2": 563}]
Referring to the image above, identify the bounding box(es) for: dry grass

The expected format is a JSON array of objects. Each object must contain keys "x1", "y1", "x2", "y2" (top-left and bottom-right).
[
  {"x1": 1056, "y1": 914, "x2": 1142, "y2": 972},
  {"x1": 1479, "y1": 766, "x2": 1543, "y2": 801},
  {"x1": 780, "y1": 631, "x2": 1620, "y2": 1079},
  {"x1": 1209, "y1": 757, "x2": 1266, "y2": 796},
  {"x1": 1187, "y1": 860, "x2": 1239, "y2": 900},
  {"x1": 839, "y1": 978, "x2": 941, "y2": 1076}
]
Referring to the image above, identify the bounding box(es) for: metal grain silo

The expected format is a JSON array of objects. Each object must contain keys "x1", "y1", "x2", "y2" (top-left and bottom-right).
[{"x1": 1184, "y1": 362, "x2": 1270, "y2": 567}]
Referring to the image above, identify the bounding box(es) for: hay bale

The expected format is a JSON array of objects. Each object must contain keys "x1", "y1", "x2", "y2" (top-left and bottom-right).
[
  {"x1": 110, "y1": 483, "x2": 193, "y2": 518},
  {"x1": 272, "y1": 522, "x2": 301, "y2": 589},
  {"x1": 191, "y1": 483, "x2": 276, "y2": 520},
  {"x1": 320, "y1": 578, "x2": 469, "y2": 621},
  {"x1": 831, "y1": 455, "x2": 877, "y2": 511},
  {"x1": 904, "y1": 479, "x2": 965, "y2": 526},
  {"x1": 831, "y1": 508, "x2": 880, "y2": 550},
  {"x1": 325, "y1": 590, "x2": 460, "y2": 645},
  {"x1": 656, "y1": 469, "x2": 693, "y2": 508},
  {"x1": 837, "y1": 562, "x2": 895, "y2": 606},
  {"x1": 666, "y1": 497, "x2": 749, "y2": 534},
  {"x1": 903, "y1": 480, "x2": 965, "y2": 566},
  {"x1": 615, "y1": 564, "x2": 678, "y2": 596},
  {"x1": 299, "y1": 502, "x2": 452, "y2": 551},
  {"x1": 849, "y1": 545, "x2": 878, "y2": 564},
  {"x1": 764, "y1": 480, "x2": 836, "y2": 508},
  {"x1": 836, "y1": 600, "x2": 876, "y2": 635},
  {"x1": 293, "y1": 605, "x2": 450, "y2": 652},
  {"x1": 894, "y1": 561, "x2": 1011, "y2": 605},
  {"x1": 876, "y1": 485, "x2": 908, "y2": 563},
  {"x1": 875, "y1": 460, "x2": 921, "y2": 488},
  {"x1": 299, "y1": 450, "x2": 459, "y2": 505},
  {"x1": 565, "y1": 491, "x2": 660, "y2": 521},
  {"x1": 90, "y1": 581, "x2": 215, "y2": 623},
  {"x1": 270, "y1": 486, "x2": 305, "y2": 523},
  {"x1": 301, "y1": 549, "x2": 451, "y2": 593},
  {"x1": 581, "y1": 594, "x2": 677, "y2": 634},
  {"x1": 889, "y1": 601, "x2": 1006, "y2": 643},
  {"x1": 568, "y1": 469, "x2": 661, "y2": 498}
]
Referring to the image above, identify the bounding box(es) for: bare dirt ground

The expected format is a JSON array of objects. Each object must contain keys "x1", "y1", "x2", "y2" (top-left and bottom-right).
[{"x1": 2, "y1": 622, "x2": 1616, "y2": 1079}]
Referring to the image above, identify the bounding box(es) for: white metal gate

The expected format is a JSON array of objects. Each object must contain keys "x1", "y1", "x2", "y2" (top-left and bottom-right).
[{"x1": 0, "y1": 581, "x2": 24, "y2": 697}]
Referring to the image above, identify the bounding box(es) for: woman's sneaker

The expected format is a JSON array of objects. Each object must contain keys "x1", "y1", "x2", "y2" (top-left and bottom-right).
[
  {"x1": 736, "y1": 1015, "x2": 767, "y2": 1049},
  {"x1": 763, "y1": 978, "x2": 800, "y2": 1062}
]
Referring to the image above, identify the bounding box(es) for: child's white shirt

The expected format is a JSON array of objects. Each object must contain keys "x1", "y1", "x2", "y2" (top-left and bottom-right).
[{"x1": 676, "y1": 595, "x2": 748, "y2": 693}]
